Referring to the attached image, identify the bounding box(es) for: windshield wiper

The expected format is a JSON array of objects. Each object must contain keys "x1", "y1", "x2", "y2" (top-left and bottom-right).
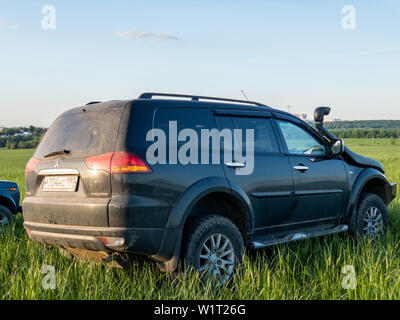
[{"x1": 43, "y1": 149, "x2": 71, "y2": 158}]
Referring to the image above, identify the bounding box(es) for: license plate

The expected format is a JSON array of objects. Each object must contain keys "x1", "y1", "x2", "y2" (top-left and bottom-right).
[{"x1": 43, "y1": 176, "x2": 78, "y2": 192}]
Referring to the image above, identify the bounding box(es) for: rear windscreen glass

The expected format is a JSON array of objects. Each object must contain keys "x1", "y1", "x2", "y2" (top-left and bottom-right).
[{"x1": 35, "y1": 109, "x2": 123, "y2": 159}]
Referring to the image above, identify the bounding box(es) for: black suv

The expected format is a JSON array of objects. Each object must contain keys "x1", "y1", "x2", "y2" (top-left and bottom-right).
[{"x1": 23, "y1": 93, "x2": 397, "y2": 282}]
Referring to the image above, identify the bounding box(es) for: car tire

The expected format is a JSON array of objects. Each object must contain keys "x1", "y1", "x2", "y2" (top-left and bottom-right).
[
  {"x1": 182, "y1": 214, "x2": 244, "y2": 285},
  {"x1": 0, "y1": 204, "x2": 14, "y2": 231},
  {"x1": 353, "y1": 193, "x2": 389, "y2": 238}
]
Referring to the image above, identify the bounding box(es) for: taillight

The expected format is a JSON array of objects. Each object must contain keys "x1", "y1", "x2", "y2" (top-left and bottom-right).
[
  {"x1": 85, "y1": 151, "x2": 152, "y2": 174},
  {"x1": 84, "y1": 152, "x2": 113, "y2": 172},
  {"x1": 111, "y1": 151, "x2": 152, "y2": 173},
  {"x1": 25, "y1": 157, "x2": 40, "y2": 176}
]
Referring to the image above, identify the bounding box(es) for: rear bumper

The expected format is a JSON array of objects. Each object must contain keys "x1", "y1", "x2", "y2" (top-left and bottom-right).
[{"x1": 23, "y1": 221, "x2": 165, "y2": 255}]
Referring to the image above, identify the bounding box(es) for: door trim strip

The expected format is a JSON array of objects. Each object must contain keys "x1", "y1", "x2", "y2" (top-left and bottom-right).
[
  {"x1": 295, "y1": 189, "x2": 343, "y2": 196},
  {"x1": 251, "y1": 191, "x2": 292, "y2": 198}
]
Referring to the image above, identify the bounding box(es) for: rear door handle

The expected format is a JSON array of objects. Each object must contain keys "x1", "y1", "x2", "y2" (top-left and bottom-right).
[
  {"x1": 294, "y1": 165, "x2": 309, "y2": 171},
  {"x1": 225, "y1": 162, "x2": 246, "y2": 168}
]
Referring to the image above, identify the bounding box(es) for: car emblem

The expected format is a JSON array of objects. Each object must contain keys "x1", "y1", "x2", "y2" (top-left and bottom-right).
[{"x1": 54, "y1": 160, "x2": 60, "y2": 168}]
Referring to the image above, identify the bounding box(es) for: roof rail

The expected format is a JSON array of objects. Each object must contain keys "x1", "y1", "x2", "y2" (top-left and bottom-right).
[
  {"x1": 85, "y1": 101, "x2": 102, "y2": 105},
  {"x1": 138, "y1": 92, "x2": 267, "y2": 107}
]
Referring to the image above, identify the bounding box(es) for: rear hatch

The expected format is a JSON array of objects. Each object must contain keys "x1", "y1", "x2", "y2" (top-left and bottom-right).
[{"x1": 23, "y1": 102, "x2": 126, "y2": 227}]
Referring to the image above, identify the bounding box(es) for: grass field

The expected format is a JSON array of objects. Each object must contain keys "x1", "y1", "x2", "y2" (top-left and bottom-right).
[{"x1": 0, "y1": 139, "x2": 399, "y2": 299}]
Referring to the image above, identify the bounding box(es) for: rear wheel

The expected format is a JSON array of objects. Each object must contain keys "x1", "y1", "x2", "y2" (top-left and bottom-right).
[
  {"x1": 354, "y1": 193, "x2": 389, "y2": 238},
  {"x1": 182, "y1": 214, "x2": 244, "y2": 285},
  {"x1": 0, "y1": 205, "x2": 14, "y2": 232}
]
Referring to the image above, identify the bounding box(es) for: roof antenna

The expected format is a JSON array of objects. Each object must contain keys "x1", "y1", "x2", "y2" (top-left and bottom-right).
[{"x1": 241, "y1": 90, "x2": 249, "y2": 102}]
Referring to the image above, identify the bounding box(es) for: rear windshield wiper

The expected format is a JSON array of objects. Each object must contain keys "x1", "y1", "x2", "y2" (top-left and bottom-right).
[{"x1": 43, "y1": 149, "x2": 71, "y2": 158}]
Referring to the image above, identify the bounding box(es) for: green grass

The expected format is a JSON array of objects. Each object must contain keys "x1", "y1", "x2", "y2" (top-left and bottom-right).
[
  {"x1": 0, "y1": 140, "x2": 399, "y2": 299},
  {"x1": 0, "y1": 149, "x2": 33, "y2": 201}
]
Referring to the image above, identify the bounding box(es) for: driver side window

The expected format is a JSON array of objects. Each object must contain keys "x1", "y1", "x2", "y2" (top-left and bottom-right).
[{"x1": 277, "y1": 120, "x2": 326, "y2": 156}]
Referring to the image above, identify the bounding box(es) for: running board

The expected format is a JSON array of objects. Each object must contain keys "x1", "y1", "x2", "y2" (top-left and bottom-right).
[{"x1": 249, "y1": 224, "x2": 349, "y2": 250}]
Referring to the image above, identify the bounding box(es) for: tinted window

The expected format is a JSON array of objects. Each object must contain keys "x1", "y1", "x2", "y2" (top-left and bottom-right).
[
  {"x1": 277, "y1": 120, "x2": 326, "y2": 155},
  {"x1": 35, "y1": 109, "x2": 123, "y2": 159},
  {"x1": 231, "y1": 117, "x2": 279, "y2": 153},
  {"x1": 154, "y1": 108, "x2": 215, "y2": 135}
]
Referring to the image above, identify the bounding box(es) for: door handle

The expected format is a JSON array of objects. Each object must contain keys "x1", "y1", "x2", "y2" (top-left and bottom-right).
[
  {"x1": 225, "y1": 162, "x2": 246, "y2": 168},
  {"x1": 294, "y1": 165, "x2": 309, "y2": 171}
]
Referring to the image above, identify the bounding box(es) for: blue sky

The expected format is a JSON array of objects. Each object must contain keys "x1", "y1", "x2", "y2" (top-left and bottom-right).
[{"x1": 1, "y1": 0, "x2": 399, "y2": 127}]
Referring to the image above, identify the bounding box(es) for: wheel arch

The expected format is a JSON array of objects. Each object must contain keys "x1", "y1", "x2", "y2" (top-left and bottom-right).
[
  {"x1": 0, "y1": 193, "x2": 17, "y2": 214},
  {"x1": 153, "y1": 177, "x2": 254, "y2": 272},
  {"x1": 345, "y1": 168, "x2": 391, "y2": 225},
  {"x1": 165, "y1": 177, "x2": 254, "y2": 234}
]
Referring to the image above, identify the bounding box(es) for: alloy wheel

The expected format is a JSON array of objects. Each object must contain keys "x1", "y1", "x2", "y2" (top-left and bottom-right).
[
  {"x1": 363, "y1": 206, "x2": 384, "y2": 237},
  {"x1": 198, "y1": 233, "x2": 235, "y2": 285}
]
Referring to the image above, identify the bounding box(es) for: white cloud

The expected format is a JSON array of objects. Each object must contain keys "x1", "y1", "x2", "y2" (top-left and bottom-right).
[{"x1": 115, "y1": 29, "x2": 185, "y2": 43}]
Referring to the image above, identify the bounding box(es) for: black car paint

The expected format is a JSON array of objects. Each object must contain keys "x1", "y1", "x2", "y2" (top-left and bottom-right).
[
  {"x1": 22, "y1": 96, "x2": 397, "y2": 272},
  {"x1": 0, "y1": 180, "x2": 21, "y2": 214}
]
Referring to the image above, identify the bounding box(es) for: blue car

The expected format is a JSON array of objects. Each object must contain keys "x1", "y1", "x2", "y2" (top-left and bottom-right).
[{"x1": 0, "y1": 180, "x2": 21, "y2": 229}]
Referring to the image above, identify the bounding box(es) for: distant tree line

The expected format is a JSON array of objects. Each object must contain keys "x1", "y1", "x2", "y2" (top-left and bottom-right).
[
  {"x1": 0, "y1": 126, "x2": 46, "y2": 149},
  {"x1": 325, "y1": 120, "x2": 400, "y2": 130},
  {"x1": 330, "y1": 128, "x2": 400, "y2": 139}
]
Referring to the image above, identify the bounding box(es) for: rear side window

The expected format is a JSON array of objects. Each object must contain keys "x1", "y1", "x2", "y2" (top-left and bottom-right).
[
  {"x1": 154, "y1": 107, "x2": 215, "y2": 135},
  {"x1": 35, "y1": 109, "x2": 123, "y2": 159},
  {"x1": 231, "y1": 117, "x2": 279, "y2": 153}
]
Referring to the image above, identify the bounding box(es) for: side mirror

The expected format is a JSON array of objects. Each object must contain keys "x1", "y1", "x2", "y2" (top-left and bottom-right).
[{"x1": 331, "y1": 139, "x2": 345, "y2": 156}]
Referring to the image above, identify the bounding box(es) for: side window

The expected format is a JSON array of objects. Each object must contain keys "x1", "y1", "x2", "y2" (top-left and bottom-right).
[
  {"x1": 155, "y1": 107, "x2": 215, "y2": 137},
  {"x1": 277, "y1": 120, "x2": 326, "y2": 156},
  {"x1": 231, "y1": 117, "x2": 279, "y2": 153}
]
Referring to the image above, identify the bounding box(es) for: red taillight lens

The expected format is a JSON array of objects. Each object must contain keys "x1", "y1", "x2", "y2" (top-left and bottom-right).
[
  {"x1": 84, "y1": 152, "x2": 114, "y2": 172},
  {"x1": 111, "y1": 151, "x2": 152, "y2": 174},
  {"x1": 25, "y1": 157, "x2": 40, "y2": 176},
  {"x1": 84, "y1": 151, "x2": 151, "y2": 174}
]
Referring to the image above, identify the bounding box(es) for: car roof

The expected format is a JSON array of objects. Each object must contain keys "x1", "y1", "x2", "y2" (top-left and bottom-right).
[
  {"x1": 68, "y1": 93, "x2": 300, "y2": 122},
  {"x1": 130, "y1": 96, "x2": 298, "y2": 120}
]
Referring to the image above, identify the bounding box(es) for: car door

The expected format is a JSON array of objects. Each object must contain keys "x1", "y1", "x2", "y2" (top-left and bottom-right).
[
  {"x1": 274, "y1": 115, "x2": 348, "y2": 225},
  {"x1": 215, "y1": 110, "x2": 294, "y2": 232}
]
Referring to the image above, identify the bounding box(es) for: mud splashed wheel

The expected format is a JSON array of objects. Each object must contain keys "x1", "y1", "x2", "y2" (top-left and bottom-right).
[
  {"x1": 182, "y1": 214, "x2": 244, "y2": 286},
  {"x1": 363, "y1": 207, "x2": 384, "y2": 238},
  {"x1": 353, "y1": 193, "x2": 389, "y2": 238},
  {"x1": 199, "y1": 233, "x2": 235, "y2": 285}
]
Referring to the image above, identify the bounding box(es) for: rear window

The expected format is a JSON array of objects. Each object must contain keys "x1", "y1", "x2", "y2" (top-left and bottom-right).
[{"x1": 35, "y1": 109, "x2": 123, "y2": 159}]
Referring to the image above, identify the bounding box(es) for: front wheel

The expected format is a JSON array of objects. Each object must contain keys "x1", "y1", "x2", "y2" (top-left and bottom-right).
[
  {"x1": 354, "y1": 193, "x2": 389, "y2": 238},
  {"x1": 182, "y1": 214, "x2": 244, "y2": 285}
]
